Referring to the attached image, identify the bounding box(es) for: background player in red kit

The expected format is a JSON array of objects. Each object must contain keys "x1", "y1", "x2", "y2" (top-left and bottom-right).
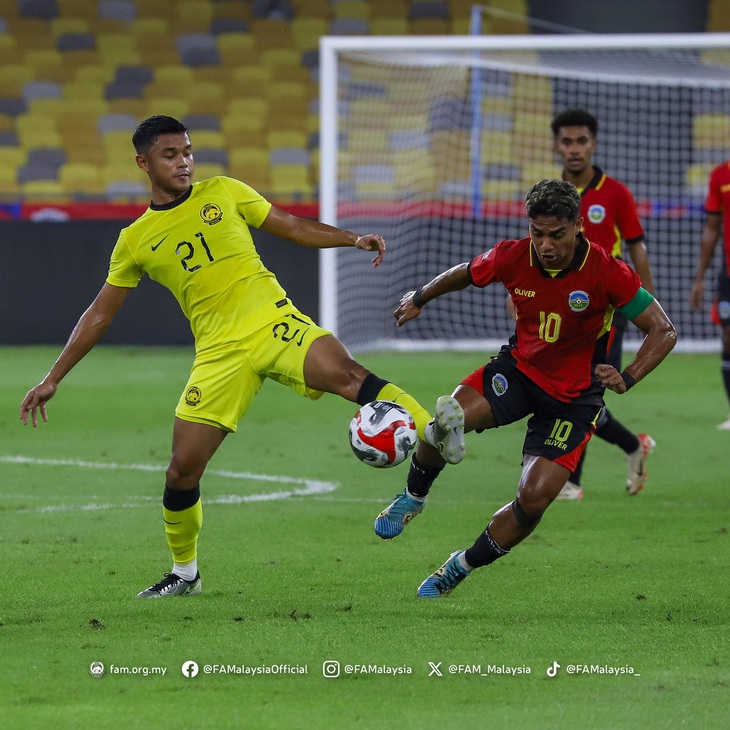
[
  {"x1": 374, "y1": 179, "x2": 676, "y2": 598},
  {"x1": 550, "y1": 108, "x2": 658, "y2": 499},
  {"x1": 689, "y1": 160, "x2": 730, "y2": 430}
]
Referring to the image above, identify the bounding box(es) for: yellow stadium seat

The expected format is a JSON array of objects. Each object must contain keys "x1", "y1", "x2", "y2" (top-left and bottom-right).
[
  {"x1": 50, "y1": 17, "x2": 91, "y2": 37},
  {"x1": 59, "y1": 162, "x2": 104, "y2": 195},
  {"x1": 0, "y1": 114, "x2": 15, "y2": 132},
  {"x1": 481, "y1": 180, "x2": 521, "y2": 200},
  {"x1": 260, "y1": 48, "x2": 302, "y2": 69},
  {"x1": 270, "y1": 166, "x2": 313, "y2": 199},
  {"x1": 146, "y1": 98, "x2": 191, "y2": 121},
  {"x1": 266, "y1": 130, "x2": 308, "y2": 149},
  {"x1": 63, "y1": 81, "x2": 106, "y2": 104},
  {"x1": 58, "y1": 97, "x2": 109, "y2": 117},
  {"x1": 17, "y1": 117, "x2": 61, "y2": 149},
  {"x1": 22, "y1": 181, "x2": 66, "y2": 201},
  {"x1": 480, "y1": 131, "x2": 513, "y2": 164},
  {"x1": 58, "y1": 0, "x2": 97, "y2": 17},
  {"x1": 291, "y1": 0, "x2": 329, "y2": 18},
  {"x1": 2, "y1": 65, "x2": 35, "y2": 89},
  {"x1": 229, "y1": 147, "x2": 269, "y2": 168},
  {"x1": 686, "y1": 163, "x2": 713, "y2": 191},
  {"x1": 250, "y1": 19, "x2": 294, "y2": 50},
  {"x1": 411, "y1": 19, "x2": 450, "y2": 34},
  {"x1": 371, "y1": 18, "x2": 410, "y2": 34},
  {"x1": 693, "y1": 113, "x2": 730, "y2": 148},
  {"x1": 213, "y1": 1, "x2": 252, "y2": 20},
  {"x1": 135, "y1": 0, "x2": 175, "y2": 19},
  {"x1": 2, "y1": 147, "x2": 27, "y2": 169},
  {"x1": 193, "y1": 162, "x2": 227, "y2": 180},
  {"x1": 224, "y1": 69, "x2": 267, "y2": 97},
  {"x1": 333, "y1": 1, "x2": 371, "y2": 20},
  {"x1": 291, "y1": 18, "x2": 327, "y2": 50},
  {"x1": 27, "y1": 98, "x2": 63, "y2": 117},
  {"x1": 175, "y1": 0, "x2": 214, "y2": 31},
  {"x1": 73, "y1": 65, "x2": 115, "y2": 85},
  {"x1": 371, "y1": 0, "x2": 409, "y2": 16},
  {"x1": 521, "y1": 163, "x2": 561, "y2": 189},
  {"x1": 107, "y1": 99, "x2": 148, "y2": 118},
  {"x1": 155, "y1": 65, "x2": 196, "y2": 87},
  {"x1": 222, "y1": 107, "x2": 267, "y2": 136},
  {"x1": 265, "y1": 80, "x2": 309, "y2": 102}
]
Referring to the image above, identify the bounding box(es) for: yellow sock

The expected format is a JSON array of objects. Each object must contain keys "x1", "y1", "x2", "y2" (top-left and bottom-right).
[
  {"x1": 377, "y1": 383, "x2": 431, "y2": 441},
  {"x1": 163, "y1": 498, "x2": 203, "y2": 565}
]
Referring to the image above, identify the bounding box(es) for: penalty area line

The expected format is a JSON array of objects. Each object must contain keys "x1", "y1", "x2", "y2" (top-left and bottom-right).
[{"x1": 0, "y1": 455, "x2": 339, "y2": 513}]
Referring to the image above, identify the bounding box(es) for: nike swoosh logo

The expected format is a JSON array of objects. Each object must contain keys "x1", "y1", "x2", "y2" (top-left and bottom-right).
[{"x1": 151, "y1": 235, "x2": 169, "y2": 251}]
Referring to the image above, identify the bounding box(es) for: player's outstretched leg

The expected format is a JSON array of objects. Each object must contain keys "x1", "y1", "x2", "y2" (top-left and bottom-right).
[
  {"x1": 626, "y1": 433, "x2": 655, "y2": 495},
  {"x1": 374, "y1": 489, "x2": 426, "y2": 539},
  {"x1": 424, "y1": 395, "x2": 466, "y2": 464},
  {"x1": 136, "y1": 572, "x2": 202, "y2": 598},
  {"x1": 417, "y1": 551, "x2": 472, "y2": 597}
]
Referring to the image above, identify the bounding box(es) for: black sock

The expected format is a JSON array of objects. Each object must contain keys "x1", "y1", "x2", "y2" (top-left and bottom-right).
[
  {"x1": 356, "y1": 373, "x2": 389, "y2": 406},
  {"x1": 406, "y1": 455, "x2": 444, "y2": 498},
  {"x1": 722, "y1": 352, "x2": 730, "y2": 405},
  {"x1": 163, "y1": 484, "x2": 200, "y2": 511},
  {"x1": 594, "y1": 408, "x2": 639, "y2": 453},
  {"x1": 463, "y1": 528, "x2": 510, "y2": 569}
]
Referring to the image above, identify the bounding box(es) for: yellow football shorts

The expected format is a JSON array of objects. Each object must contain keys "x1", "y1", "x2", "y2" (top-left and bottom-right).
[{"x1": 175, "y1": 305, "x2": 330, "y2": 432}]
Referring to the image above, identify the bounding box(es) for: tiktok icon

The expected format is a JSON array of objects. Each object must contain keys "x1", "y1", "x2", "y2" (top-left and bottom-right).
[{"x1": 546, "y1": 661, "x2": 561, "y2": 678}]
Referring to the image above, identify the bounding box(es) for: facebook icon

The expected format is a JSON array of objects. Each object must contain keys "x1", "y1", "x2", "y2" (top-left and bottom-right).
[{"x1": 182, "y1": 661, "x2": 199, "y2": 678}]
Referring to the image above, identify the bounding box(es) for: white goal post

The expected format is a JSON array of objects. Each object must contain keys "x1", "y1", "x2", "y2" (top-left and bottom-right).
[{"x1": 320, "y1": 33, "x2": 730, "y2": 353}]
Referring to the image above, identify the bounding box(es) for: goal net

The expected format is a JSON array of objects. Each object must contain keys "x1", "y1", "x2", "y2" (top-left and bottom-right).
[{"x1": 319, "y1": 33, "x2": 730, "y2": 353}]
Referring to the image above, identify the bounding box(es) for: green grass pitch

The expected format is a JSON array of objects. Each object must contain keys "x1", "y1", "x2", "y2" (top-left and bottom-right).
[{"x1": 0, "y1": 346, "x2": 728, "y2": 729}]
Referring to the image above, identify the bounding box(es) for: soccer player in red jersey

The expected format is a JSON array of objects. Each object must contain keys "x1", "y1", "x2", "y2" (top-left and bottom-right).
[
  {"x1": 373, "y1": 179, "x2": 676, "y2": 597},
  {"x1": 551, "y1": 108, "x2": 658, "y2": 499},
  {"x1": 689, "y1": 161, "x2": 730, "y2": 430}
]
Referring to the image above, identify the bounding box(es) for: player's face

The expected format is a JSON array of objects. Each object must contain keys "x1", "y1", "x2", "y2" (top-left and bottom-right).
[
  {"x1": 553, "y1": 125, "x2": 596, "y2": 175},
  {"x1": 136, "y1": 132, "x2": 194, "y2": 197},
  {"x1": 529, "y1": 215, "x2": 583, "y2": 270}
]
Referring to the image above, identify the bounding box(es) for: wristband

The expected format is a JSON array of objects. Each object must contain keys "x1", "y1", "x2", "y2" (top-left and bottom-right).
[
  {"x1": 620, "y1": 371, "x2": 636, "y2": 391},
  {"x1": 412, "y1": 287, "x2": 427, "y2": 308}
]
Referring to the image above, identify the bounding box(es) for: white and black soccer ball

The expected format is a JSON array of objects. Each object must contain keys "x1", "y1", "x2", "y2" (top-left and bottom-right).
[{"x1": 349, "y1": 400, "x2": 417, "y2": 468}]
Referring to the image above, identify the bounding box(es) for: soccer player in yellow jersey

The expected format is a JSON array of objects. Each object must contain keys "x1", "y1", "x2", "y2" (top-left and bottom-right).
[{"x1": 19, "y1": 115, "x2": 466, "y2": 598}]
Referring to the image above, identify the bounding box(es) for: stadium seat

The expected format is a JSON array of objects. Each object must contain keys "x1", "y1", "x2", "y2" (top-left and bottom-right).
[
  {"x1": 370, "y1": 18, "x2": 410, "y2": 34},
  {"x1": 177, "y1": 33, "x2": 221, "y2": 67},
  {"x1": 333, "y1": 1, "x2": 371, "y2": 20},
  {"x1": 252, "y1": 0, "x2": 295, "y2": 20},
  {"x1": 21, "y1": 180, "x2": 65, "y2": 200},
  {"x1": 212, "y1": 1, "x2": 252, "y2": 20},
  {"x1": 97, "y1": 0, "x2": 136, "y2": 22},
  {"x1": 330, "y1": 18, "x2": 371, "y2": 35},
  {"x1": 105, "y1": 179, "x2": 148, "y2": 199},
  {"x1": 693, "y1": 113, "x2": 730, "y2": 148},
  {"x1": 19, "y1": 0, "x2": 59, "y2": 20},
  {"x1": 59, "y1": 161, "x2": 103, "y2": 195}
]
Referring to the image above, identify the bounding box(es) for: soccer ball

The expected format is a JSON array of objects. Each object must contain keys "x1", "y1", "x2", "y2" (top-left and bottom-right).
[{"x1": 349, "y1": 400, "x2": 417, "y2": 468}]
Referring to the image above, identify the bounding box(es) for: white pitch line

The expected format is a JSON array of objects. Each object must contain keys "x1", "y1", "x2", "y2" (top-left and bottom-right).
[{"x1": 0, "y1": 455, "x2": 339, "y2": 513}]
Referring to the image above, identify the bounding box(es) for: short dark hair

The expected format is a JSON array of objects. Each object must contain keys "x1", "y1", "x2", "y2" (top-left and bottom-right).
[
  {"x1": 132, "y1": 115, "x2": 188, "y2": 153},
  {"x1": 550, "y1": 108, "x2": 598, "y2": 138},
  {"x1": 525, "y1": 179, "x2": 581, "y2": 221}
]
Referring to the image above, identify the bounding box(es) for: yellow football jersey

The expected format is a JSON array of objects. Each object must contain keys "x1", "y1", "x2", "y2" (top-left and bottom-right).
[{"x1": 107, "y1": 176, "x2": 289, "y2": 349}]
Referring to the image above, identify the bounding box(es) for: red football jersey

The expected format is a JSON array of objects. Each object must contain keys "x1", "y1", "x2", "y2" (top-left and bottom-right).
[
  {"x1": 469, "y1": 235, "x2": 641, "y2": 401},
  {"x1": 577, "y1": 167, "x2": 644, "y2": 258},
  {"x1": 704, "y1": 161, "x2": 730, "y2": 276}
]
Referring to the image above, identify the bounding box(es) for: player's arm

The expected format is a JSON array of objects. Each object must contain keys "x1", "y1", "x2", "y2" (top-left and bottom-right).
[
  {"x1": 625, "y1": 239, "x2": 656, "y2": 296},
  {"x1": 259, "y1": 205, "x2": 386, "y2": 268},
  {"x1": 689, "y1": 211, "x2": 722, "y2": 309},
  {"x1": 394, "y1": 262, "x2": 471, "y2": 328},
  {"x1": 20, "y1": 283, "x2": 132, "y2": 427},
  {"x1": 595, "y1": 296, "x2": 677, "y2": 394}
]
